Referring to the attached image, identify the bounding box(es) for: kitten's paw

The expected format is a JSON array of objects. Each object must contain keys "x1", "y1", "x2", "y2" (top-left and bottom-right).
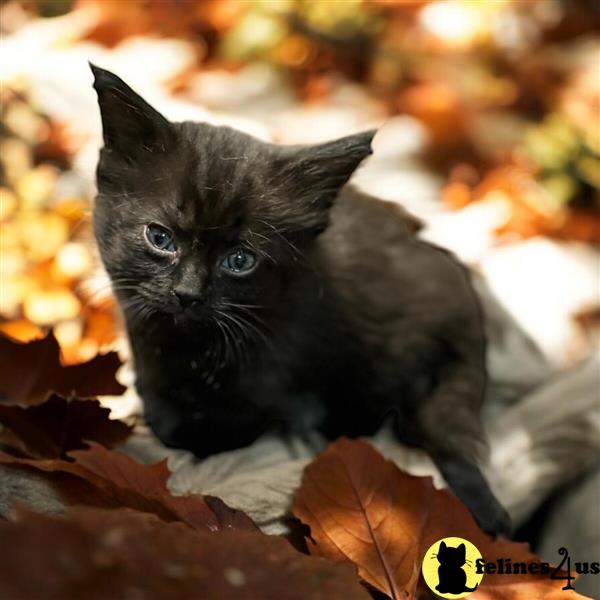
[
  {"x1": 433, "y1": 454, "x2": 512, "y2": 538},
  {"x1": 471, "y1": 498, "x2": 511, "y2": 538}
]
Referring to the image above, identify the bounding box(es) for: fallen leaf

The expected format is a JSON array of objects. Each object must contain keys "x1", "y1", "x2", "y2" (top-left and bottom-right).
[
  {"x1": 71, "y1": 442, "x2": 258, "y2": 531},
  {"x1": 0, "y1": 319, "x2": 44, "y2": 342},
  {"x1": 0, "y1": 442, "x2": 257, "y2": 532},
  {"x1": 0, "y1": 506, "x2": 372, "y2": 600},
  {"x1": 0, "y1": 331, "x2": 125, "y2": 405},
  {"x1": 0, "y1": 394, "x2": 132, "y2": 458},
  {"x1": 293, "y1": 438, "x2": 591, "y2": 600}
]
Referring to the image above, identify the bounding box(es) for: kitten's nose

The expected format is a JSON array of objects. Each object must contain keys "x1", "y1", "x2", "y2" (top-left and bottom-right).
[{"x1": 172, "y1": 286, "x2": 203, "y2": 308}]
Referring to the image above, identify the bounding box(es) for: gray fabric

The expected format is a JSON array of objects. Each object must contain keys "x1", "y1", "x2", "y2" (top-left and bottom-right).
[
  {"x1": 0, "y1": 465, "x2": 65, "y2": 519},
  {"x1": 537, "y1": 467, "x2": 600, "y2": 598}
]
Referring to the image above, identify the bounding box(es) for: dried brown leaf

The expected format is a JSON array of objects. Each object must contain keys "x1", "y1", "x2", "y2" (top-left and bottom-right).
[
  {"x1": 0, "y1": 331, "x2": 125, "y2": 406},
  {"x1": 0, "y1": 442, "x2": 256, "y2": 532},
  {"x1": 0, "y1": 506, "x2": 372, "y2": 600},
  {"x1": 293, "y1": 438, "x2": 591, "y2": 600},
  {"x1": 0, "y1": 394, "x2": 132, "y2": 458}
]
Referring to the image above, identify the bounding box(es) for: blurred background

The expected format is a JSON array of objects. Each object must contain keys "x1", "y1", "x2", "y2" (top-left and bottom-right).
[{"x1": 0, "y1": 0, "x2": 598, "y2": 590}]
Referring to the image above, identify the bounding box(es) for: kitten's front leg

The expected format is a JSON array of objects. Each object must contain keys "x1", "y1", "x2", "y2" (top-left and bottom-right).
[
  {"x1": 397, "y1": 364, "x2": 511, "y2": 536},
  {"x1": 139, "y1": 381, "x2": 275, "y2": 458},
  {"x1": 434, "y1": 450, "x2": 510, "y2": 537},
  {"x1": 138, "y1": 382, "x2": 205, "y2": 452}
]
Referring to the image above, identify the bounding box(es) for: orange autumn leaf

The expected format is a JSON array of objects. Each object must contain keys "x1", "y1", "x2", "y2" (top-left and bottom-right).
[
  {"x1": 293, "y1": 438, "x2": 591, "y2": 600},
  {"x1": 0, "y1": 319, "x2": 44, "y2": 342},
  {"x1": 293, "y1": 438, "x2": 428, "y2": 599}
]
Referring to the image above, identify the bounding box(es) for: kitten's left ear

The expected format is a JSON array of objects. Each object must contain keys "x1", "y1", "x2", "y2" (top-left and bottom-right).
[
  {"x1": 279, "y1": 130, "x2": 376, "y2": 227},
  {"x1": 298, "y1": 129, "x2": 374, "y2": 198},
  {"x1": 90, "y1": 63, "x2": 174, "y2": 159}
]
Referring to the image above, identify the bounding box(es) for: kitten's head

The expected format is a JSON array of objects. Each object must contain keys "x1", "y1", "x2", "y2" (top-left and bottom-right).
[
  {"x1": 91, "y1": 64, "x2": 374, "y2": 331},
  {"x1": 437, "y1": 542, "x2": 466, "y2": 567}
]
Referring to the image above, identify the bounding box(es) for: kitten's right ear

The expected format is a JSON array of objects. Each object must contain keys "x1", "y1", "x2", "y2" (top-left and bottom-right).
[{"x1": 90, "y1": 63, "x2": 174, "y2": 158}]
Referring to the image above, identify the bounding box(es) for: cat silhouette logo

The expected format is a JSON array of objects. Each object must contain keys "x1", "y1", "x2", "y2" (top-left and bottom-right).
[{"x1": 422, "y1": 537, "x2": 484, "y2": 598}]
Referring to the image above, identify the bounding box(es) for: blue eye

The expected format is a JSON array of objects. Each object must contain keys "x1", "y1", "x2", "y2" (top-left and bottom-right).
[
  {"x1": 221, "y1": 248, "x2": 257, "y2": 275},
  {"x1": 145, "y1": 224, "x2": 176, "y2": 253}
]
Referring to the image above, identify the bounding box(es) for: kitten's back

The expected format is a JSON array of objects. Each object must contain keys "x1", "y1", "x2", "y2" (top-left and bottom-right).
[{"x1": 321, "y1": 186, "x2": 485, "y2": 357}]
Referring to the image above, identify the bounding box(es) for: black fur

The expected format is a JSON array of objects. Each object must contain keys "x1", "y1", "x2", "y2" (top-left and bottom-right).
[{"x1": 91, "y1": 64, "x2": 510, "y2": 535}]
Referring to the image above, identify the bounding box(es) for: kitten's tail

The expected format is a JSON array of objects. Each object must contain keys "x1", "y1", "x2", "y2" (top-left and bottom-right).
[{"x1": 464, "y1": 583, "x2": 479, "y2": 592}]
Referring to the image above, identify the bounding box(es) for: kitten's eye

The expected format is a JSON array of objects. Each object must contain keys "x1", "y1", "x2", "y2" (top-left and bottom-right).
[
  {"x1": 145, "y1": 224, "x2": 177, "y2": 253},
  {"x1": 221, "y1": 248, "x2": 257, "y2": 275}
]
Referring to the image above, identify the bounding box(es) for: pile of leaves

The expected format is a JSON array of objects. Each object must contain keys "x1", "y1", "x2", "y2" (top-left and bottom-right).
[
  {"x1": 0, "y1": 331, "x2": 592, "y2": 599},
  {"x1": 0, "y1": 84, "x2": 118, "y2": 363}
]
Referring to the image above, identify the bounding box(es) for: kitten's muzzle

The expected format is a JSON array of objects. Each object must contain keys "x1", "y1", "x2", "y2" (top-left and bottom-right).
[{"x1": 171, "y1": 287, "x2": 204, "y2": 310}]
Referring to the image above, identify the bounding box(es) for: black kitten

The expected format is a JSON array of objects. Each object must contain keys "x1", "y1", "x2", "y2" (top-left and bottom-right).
[
  {"x1": 91, "y1": 64, "x2": 509, "y2": 535},
  {"x1": 435, "y1": 541, "x2": 478, "y2": 594}
]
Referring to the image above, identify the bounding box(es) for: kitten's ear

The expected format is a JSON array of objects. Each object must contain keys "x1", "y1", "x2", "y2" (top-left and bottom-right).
[
  {"x1": 90, "y1": 63, "x2": 174, "y2": 158},
  {"x1": 297, "y1": 130, "x2": 375, "y2": 200},
  {"x1": 279, "y1": 130, "x2": 375, "y2": 229},
  {"x1": 458, "y1": 544, "x2": 466, "y2": 555},
  {"x1": 440, "y1": 541, "x2": 447, "y2": 550}
]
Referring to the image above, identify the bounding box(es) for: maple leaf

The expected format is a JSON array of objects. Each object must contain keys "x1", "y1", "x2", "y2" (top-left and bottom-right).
[
  {"x1": 293, "y1": 438, "x2": 592, "y2": 600},
  {"x1": 0, "y1": 394, "x2": 132, "y2": 458},
  {"x1": 0, "y1": 442, "x2": 257, "y2": 532},
  {"x1": 0, "y1": 331, "x2": 125, "y2": 406},
  {"x1": 0, "y1": 506, "x2": 372, "y2": 600}
]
